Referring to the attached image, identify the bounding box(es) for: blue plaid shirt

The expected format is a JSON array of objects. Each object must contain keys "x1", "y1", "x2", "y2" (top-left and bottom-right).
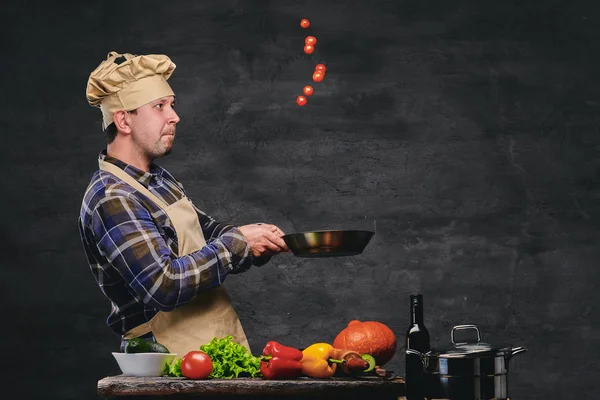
[{"x1": 78, "y1": 151, "x2": 259, "y2": 337}]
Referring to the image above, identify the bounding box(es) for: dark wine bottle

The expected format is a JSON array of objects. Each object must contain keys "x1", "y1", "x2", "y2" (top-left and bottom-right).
[{"x1": 405, "y1": 294, "x2": 430, "y2": 400}]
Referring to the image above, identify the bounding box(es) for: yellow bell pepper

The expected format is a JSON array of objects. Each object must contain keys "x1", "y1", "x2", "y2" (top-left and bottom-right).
[{"x1": 301, "y1": 343, "x2": 341, "y2": 378}]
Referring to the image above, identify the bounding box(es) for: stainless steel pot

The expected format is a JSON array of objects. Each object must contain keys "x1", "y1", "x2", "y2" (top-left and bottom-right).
[
  {"x1": 406, "y1": 324, "x2": 527, "y2": 400},
  {"x1": 282, "y1": 230, "x2": 375, "y2": 258}
]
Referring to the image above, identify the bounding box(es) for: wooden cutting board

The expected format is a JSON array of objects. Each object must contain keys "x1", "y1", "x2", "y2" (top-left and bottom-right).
[{"x1": 97, "y1": 375, "x2": 406, "y2": 399}]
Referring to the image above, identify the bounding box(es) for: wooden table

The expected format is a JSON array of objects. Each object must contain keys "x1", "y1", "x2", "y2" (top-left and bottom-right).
[{"x1": 97, "y1": 375, "x2": 406, "y2": 400}]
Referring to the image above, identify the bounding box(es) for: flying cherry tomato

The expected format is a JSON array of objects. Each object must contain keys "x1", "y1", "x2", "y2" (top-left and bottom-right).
[
  {"x1": 181, "y1": 351, "x2": 213, "y2": 380},
  {"x1": 300, "y1": 19, "x2": 310, "y2": 28},
  {"x1": 315, "y1": 63, "x2": 327, "y2": 73},
  {"x1": 296, "y1": 95, "x2": 307, "y2": 106},
  {"x1": 305, "y1": 36, "x2": 317, "y2": 46},
  {"x1": 303, "y1": 85, "x2": 314, "y2": 96},
  {"x1": 312, "y1": 71, "x2": 324, "y2": 82},
  {"x1": 304, "y1": 45, "x2": 314, "y2": 54}
]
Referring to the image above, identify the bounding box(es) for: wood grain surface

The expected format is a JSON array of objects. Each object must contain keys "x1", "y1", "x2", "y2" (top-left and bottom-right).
[{"x1": 98, "y1": 375, "x2": 406, "y2": 399}]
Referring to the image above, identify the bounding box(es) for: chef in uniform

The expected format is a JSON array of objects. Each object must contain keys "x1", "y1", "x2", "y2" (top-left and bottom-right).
[{"x1": 78, "y1": 51, "x2": 289, "y2": 356}]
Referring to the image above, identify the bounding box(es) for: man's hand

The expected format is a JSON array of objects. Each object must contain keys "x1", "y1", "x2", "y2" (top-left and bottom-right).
[{"x1": 237, "y1": 224, "x2": 290, "y2": 258}]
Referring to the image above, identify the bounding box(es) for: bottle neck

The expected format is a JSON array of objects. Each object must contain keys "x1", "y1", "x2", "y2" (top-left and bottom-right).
[{"x1": 410, "y1": 295, "x2": 424, "y2": 325}]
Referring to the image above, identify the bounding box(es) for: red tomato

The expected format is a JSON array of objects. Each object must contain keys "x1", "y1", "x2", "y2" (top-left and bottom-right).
[
  {"x1": 305, "y1": 36, "x2": 317, "y2": 46},
  {"x1": 300, "y1": 19, "x2": 310, "y2": 28},
  {"x1": 304, "y1": 44, "x2": 314, "y2": 54},
  {"x1": 312, "y1": 71, "x2": 324, "y2": 82},
  {"x1": 181, "y1": 351, "x2": 213, "y2": 380},
  {"x1": 315, "y1": 63, "x2": 327, "y2": 73},
  {"x1": 303, "y1": 85, "x2": 314, "y2": 96},
  {"x1": 296, "y1": 95, "x2": 307, "y2": 106}
]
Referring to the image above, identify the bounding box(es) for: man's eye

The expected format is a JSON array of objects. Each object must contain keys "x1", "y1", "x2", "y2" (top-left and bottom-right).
[{"x1": 155, "y1": 103, "x2": 163, "y2": 109}]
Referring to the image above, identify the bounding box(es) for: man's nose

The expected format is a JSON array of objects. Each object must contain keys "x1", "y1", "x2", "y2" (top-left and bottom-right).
[{"x1": 168, "y1": 109, "x2": 180, "y2": 124}]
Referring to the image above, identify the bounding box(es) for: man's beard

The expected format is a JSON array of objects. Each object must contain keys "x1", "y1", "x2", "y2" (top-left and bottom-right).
[{"x1": 153, "y1": 135, "x2": 175, "y2": 158}]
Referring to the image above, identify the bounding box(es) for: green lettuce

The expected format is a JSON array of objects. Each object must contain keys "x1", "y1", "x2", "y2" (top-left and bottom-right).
[
  {"x1": 163, "y1": 357, "x2": 183, "y2": 377},
  {"x1": 200, "y1": 335, "x2": 262, "y2": 379}
]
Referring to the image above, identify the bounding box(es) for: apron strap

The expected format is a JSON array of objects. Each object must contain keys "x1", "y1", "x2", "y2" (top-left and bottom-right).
[{"x1": 99, "y1": 159, "x2": 170, "y2": 210}]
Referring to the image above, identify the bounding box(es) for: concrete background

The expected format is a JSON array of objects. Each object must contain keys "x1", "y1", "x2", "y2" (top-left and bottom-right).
[{"x1": 2, "y1": 0, "x2": 599, "y2": 398}]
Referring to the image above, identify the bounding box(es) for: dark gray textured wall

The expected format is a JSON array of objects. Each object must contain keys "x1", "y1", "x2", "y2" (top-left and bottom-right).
[{"x1": 2, "y1": 0, "x2": 599, "y2": 399}]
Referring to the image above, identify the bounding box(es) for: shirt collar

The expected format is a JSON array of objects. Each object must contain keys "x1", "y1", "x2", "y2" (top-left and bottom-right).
[{"x1": 99, "y1": 150, "x2": 164, "y2": 187}]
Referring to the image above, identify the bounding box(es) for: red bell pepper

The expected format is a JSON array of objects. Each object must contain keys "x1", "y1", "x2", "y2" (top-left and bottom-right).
[{"x1": 260, "y1": 341, "x2": 304, "y2": 379}]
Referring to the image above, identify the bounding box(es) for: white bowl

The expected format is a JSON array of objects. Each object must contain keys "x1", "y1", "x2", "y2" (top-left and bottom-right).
[{"x1": 112, "y1": 352, "x2": 177, "y2": 377}]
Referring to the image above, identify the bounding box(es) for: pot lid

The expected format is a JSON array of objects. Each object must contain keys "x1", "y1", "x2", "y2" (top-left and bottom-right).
[{"x1": 428, "y1": 325, "x2": 516, "y2": 358}]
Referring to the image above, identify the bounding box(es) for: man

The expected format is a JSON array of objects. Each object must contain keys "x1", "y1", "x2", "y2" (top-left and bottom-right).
[{"x1": 78, "y1": 51, "x2": 289, "y2": 356}]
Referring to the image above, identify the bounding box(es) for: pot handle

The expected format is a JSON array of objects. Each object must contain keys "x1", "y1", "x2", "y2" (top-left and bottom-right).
[
  {"x1": 451, "y1": 324, "x2": 481, "y2": 345},
  {"x1": 405, "y1": 348, "x2": 427, "y2": 368},
  {"x1": 509, "y1": 346, "x2": 528, "y2": 358}
]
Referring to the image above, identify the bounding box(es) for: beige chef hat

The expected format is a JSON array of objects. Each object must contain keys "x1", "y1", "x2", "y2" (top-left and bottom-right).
[{"x1": 86, "y1": 51, "x2": 176, "y2": 129}]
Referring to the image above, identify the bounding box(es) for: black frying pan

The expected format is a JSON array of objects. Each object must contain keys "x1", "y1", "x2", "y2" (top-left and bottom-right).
[{"x1": 282, "y1": 230, "x2": 375, "y2": 258}]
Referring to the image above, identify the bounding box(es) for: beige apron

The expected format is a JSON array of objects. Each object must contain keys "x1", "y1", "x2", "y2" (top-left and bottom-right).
[{"x1": 99, "y1": 160, "x2": 250, "y2": 356}]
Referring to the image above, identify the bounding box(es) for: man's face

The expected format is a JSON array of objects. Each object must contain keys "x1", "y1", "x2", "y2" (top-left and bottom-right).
[{"x1": 129, "y1": 95, "x2": 180, "y2": 159}]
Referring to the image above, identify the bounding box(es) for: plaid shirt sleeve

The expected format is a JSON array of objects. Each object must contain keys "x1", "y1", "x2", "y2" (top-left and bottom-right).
[
  {"x1": 192, "y1": 205, "x2": 273, "y2": 267},
  {"x1": 91, "y1": 193, "x2": 253, "y2": 311}
]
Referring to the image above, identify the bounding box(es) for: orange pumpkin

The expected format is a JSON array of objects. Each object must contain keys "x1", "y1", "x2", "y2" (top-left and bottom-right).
[{"x1": 333, "y1": 320, "x2": 397, "y2": 366}]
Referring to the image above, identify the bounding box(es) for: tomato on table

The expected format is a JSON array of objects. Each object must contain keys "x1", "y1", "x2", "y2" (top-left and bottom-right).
[
  {"x1": 304, "y1": 44, "x2": 314, "y2": 54},
  {"x1": 300, "y1": 19, "x2": 310, "y2": 28},
  {"x1": 303, "y1": 86, "x2": 314, "y2": 96},
  {"x1": 181, "y1": 351, "x2": 213, "y2": 380}
]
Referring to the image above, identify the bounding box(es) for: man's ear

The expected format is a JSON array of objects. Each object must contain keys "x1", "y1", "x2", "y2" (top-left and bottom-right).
[{"x1": 113, "y1": 110, "x2": 132, "y2": 134}]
